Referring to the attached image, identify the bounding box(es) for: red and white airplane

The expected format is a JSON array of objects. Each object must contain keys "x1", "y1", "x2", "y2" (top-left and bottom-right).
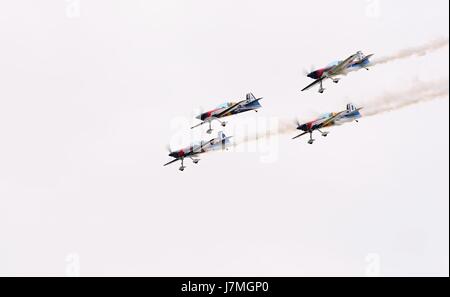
[
  {"x1": 302, "y1": 51, "x2": 374, "y2": 93},
  {"x1": 164, "y1": 132, "x2": 232, "y2": 171},
  {"x1": 293, "y1": 103, "x2": 363, "y2": 144},
  {"x1": 191, "y1": 93, "x2": 263, "y2": 134}
]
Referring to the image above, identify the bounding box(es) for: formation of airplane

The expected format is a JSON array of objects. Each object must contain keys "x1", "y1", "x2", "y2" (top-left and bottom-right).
[
  {"x1": 164, "y1": 132, "x2": 232, "y2": 171},
  {"x1": 293, "y1": 103, "x2": 363, "y2": 144},
  {"x1": 165, "y1": 51, "x2": 373, "y2": 171},
  {"x1": 191, "y1": 93, "x2": 263, "y2": 134},
  {"x1": 301, "y1": 51, "x2": 374, "y2": 93}
]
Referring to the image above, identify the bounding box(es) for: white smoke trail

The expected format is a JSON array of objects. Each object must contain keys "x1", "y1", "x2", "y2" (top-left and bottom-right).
[
  {"x1": 234, "y1": 79, "x2": 449, "y2": 146},
  {"x1": 233, "y1": 118, "x2": 297, "y2": 147},
  {"x1": 362, "y1": 79, "x2": 449, "y2": 117},
  {"x1": 371, "y1": 38, "x2": 449, "y2": 66}
]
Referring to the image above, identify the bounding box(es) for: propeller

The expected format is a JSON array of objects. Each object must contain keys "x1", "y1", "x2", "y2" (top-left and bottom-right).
[
  {"x1": 194, "y1": 106, "x2": 205, "y2": 118},
  {"x1": 302, "y1": 65, "x2": 316, "y2": 76},
  {"x1": 166, "y1": 144, "x2": 173, "y2": 154}
]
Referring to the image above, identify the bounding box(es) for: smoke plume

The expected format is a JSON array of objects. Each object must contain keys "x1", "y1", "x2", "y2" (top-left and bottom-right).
[
  {"x1": 371, "y1": 38, "x2": 449, "y2": 66},
  {"x1": 234, "y1": 79, "x2": 448, "y2": 146},
  {"x1": 233, "y1": 119, "x2": 297, "y2": 147},
  {"x1": 362, "y1": 79, "x2": 449, "y2": 117}
]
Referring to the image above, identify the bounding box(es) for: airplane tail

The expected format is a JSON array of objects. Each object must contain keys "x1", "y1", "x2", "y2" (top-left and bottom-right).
[
  {"x1": 346, "y1": 103, "x2": 363, "y2": 115},
  {"x1": 357, "y1": 51, "x2": 365, "y2": 61},
  {"x1": 244, "y1": 93, "x2": 263, "y2": 110},
  {"x1": 246, "y1": 93, "x2": 257, "y2": 102},
  {"x1": 246, "y1": 92, "x2": 263, "y2": 102},
  {"x1": 358, "y1": 52, "x2": 374, "y2": 66},
  {"x1": 347, "y1": 103, "x2": 357, "y2": 112},
  {"x1": 354, "y1": 51, "x2": 374, "y2": 64},
  {"x1": 218, "y1": 131, "x2": 226, "y2": 140},
  {"x1": 217, "y1": 131, "x2": 232, "y2": 148}
]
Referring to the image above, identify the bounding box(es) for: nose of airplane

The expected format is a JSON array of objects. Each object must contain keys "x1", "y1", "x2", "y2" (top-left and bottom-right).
[
  {"x1": 298, "y1": 124, "x2": 308, "y2": 131},
  {"x1": 307, "y1": 71, "x2": 319, "y2": 79},
  {"x1": 169, "y1": 152, "x2": 178, "y2": 158},
  {"x1": 195, "y1": 114, "x2": 202, "y2": 120}
]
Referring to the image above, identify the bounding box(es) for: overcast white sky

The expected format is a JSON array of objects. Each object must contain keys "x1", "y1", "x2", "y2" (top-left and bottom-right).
[{"x1": 0, "y1": 0, "x2": 448, "y2": 276}]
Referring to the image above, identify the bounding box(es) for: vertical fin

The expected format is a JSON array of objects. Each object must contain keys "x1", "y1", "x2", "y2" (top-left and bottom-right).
[
  {"x1": 246, "y1": 93, "x2": 256, "y2": 102},
  {"x1": 347, "y1": 103, "x2": 356, "y2": 112}
]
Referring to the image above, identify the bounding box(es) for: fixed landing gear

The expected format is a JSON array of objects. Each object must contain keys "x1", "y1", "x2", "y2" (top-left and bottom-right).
[
  {"x1": 207, "y1": 119, "x2": 226, "y2": 133},
  {"x1": 191, "y1": 158, "x2": 200, "y2": 164},
  {"x1": 179, "y1": 158, "x2": 186, "y2": 171},
  {"x1": 308, "y1": 132, "x2": 315, "y2": 144},
  {"x1": 318, "y1": 80, "x2": 325, "y2": 94},
  {"x1": 318, "y1": 129, "x2": 329, "y2": 137},
  {"x1": 332, "y1": 78, "x2": 340, "y2": 84},
  {"x1": 207, "y1": 121, "x2": 213, "y2": 134}
]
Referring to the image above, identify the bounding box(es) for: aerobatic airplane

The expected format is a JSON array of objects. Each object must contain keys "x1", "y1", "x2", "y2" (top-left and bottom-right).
[
  {"x1": 191, "y1": 93, "x2": 263, "y2": 134},
  {"x1": 164, "y1": 132, "x2": 232, "y2": 171},
  {"x1": 293, "y1": 103, "x2": 363, "y2": 144},
  {"x1": 301, "y1": 51, "x2": 374, "y2": 93}
]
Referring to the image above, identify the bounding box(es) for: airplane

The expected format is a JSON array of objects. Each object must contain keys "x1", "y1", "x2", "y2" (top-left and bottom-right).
[
  {"x1": 293, "y1": 103, "x2": 363, "y2": 144},
  {"x1": 301, "y1": 51, "x2": 374, "y2": 93},
  {"x1": 164, "y1": 131, "x2": 232, "y2": 171},
  {"x1": 191, "y1": 93, "x2": 263, "y2": 134}
]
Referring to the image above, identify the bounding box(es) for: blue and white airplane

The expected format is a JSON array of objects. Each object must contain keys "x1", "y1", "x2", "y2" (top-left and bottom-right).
[
  {"x1": 191, "y1": 93, "x2": 263, "y2": 134},
  {"x1": 302, "y1": 51, "x2": 374, "y2": 93},
  {"x1": 293, "y1": 103, "x2": 363, "y2": 144},
  {"x1": 164, "y1": 132, "x2": 232, "y2": 171}
]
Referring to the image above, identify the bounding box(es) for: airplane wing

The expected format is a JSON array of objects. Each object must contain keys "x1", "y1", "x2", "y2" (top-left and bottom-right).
[
  {"x1": 190, "y1": 117, "x2": 218, "y2": 130},
  {"x1": 215, "y1": 100, "x2": 246, "y2": 117},
  {"x1": 329, "y1": 54, "x2": 358, "y2": 75},
  {"x1": 192, "y1": 143, "x2": 207, "y2": 154},
  {"x1": 190, "y1": 121, "x2": 207, "y2": 129},
  {"x1": 320, "y1": 111, "x2": 347, "y2": 127},
  {"x1": 292, "y1": 131, "x2": 309, "y2": 140},
  {"x1": 301, "y1": 77, "x2": 325, "y2": 92},
  {"x1": 163, "y1": 158, "x2": 180, "y2": 167}
]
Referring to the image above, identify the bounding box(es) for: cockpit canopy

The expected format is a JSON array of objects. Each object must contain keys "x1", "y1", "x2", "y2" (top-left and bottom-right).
[
  {"x1": 327, "y1": 60, "x2": 341, "y2": 68},
  {"x1": 318, "y1": 112, "x2": 333, "y2": 119},
  {"x1": 216, "y1": 102, "x2": 233, "y2": 109}
]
